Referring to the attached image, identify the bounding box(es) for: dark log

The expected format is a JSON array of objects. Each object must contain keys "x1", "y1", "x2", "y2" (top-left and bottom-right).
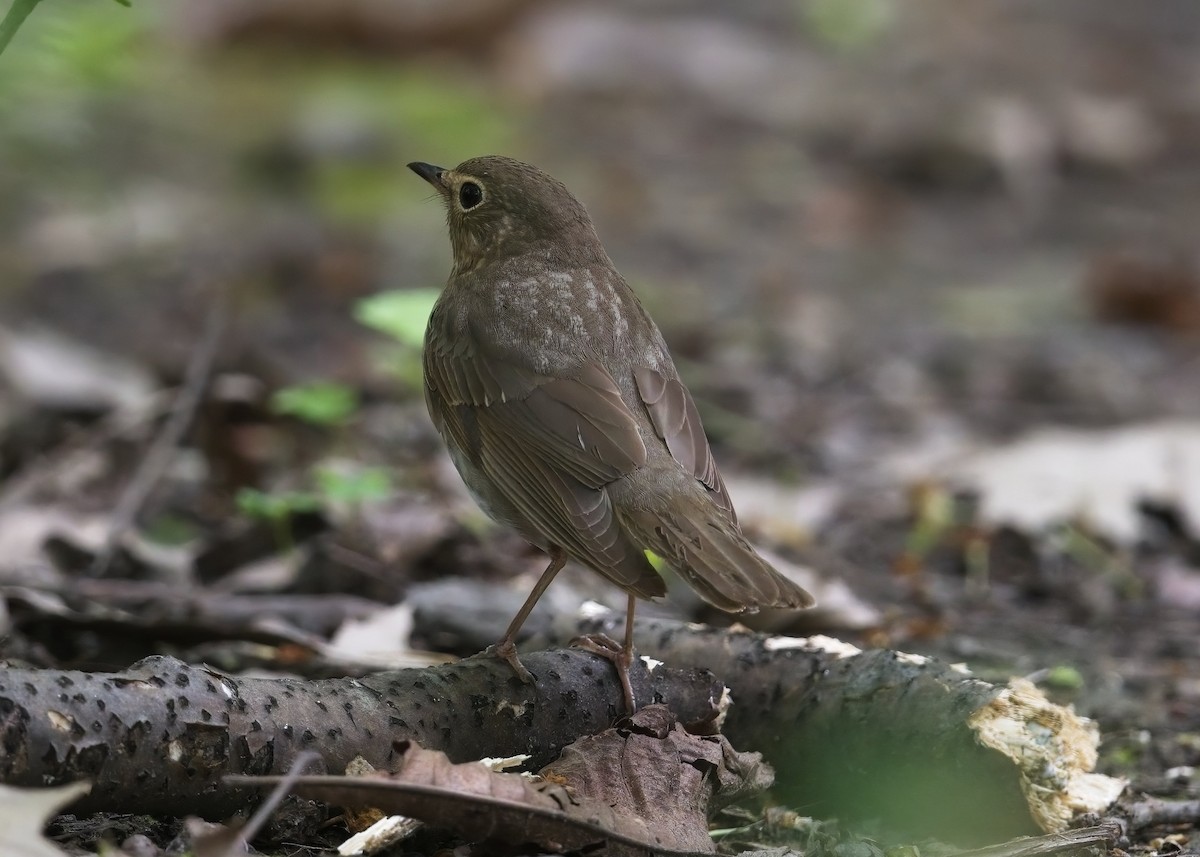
[
  {"x1": 567, "y1": 613, "x2": 1122, "y2": 845},
  {"x1": 0, "y1": 650, "x2": 721, "y2": 818},
  {"x1": 412, "y1": 604, "x2": 1124, "y2": 846}
]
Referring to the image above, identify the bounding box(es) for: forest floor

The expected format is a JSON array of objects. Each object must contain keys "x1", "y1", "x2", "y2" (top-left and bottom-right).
[{"x1": 0, "y1": 1, "x2": 1198, "y2": 854}]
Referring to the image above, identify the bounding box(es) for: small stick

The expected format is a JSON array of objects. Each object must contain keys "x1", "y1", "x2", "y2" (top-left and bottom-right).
[
  {"x1": 92, "y1": 293, "x2": 226, "y2": 575},
  {"x1": 945, "y1": 824, "x2": 1121, "y2": 857},
  {"x1": 1126, "y1": 796, "x2": 1200, "y2": 831}
]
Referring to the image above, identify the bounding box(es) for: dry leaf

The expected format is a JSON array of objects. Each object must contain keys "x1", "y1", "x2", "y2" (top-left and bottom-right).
[
  {"x1": 0, "y1": 781, "x2": 91, "y2": 857},
  {"x1": 949, "y1": 421, "x2": 1200, "y2": 543},
  {"x1": 229, "y1": 705, "x2": 773, "y2": 855}
]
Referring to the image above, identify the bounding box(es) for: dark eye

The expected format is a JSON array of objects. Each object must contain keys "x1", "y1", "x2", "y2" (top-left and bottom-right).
[{"x1": 458, "y1": 181, "x2": 484, "y2": 210}]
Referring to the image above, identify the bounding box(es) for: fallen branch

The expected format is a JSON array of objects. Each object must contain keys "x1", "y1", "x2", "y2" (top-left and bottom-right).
[
  {"x1": 585, "y1": 615, "x2": 1124, "y2": 842},
  {"x1": 0, "y1": 609, "x2": 1125, "y2": 845},
  {"x1": 0, "y1": 650, "x2": 721, "y2": 818},
  {"x1": 412, "y1": 604, "x2": 1125, "y2": 845},
  {"x1": 1125, "y1": 795, "x2": 1200, "y2": 831}
]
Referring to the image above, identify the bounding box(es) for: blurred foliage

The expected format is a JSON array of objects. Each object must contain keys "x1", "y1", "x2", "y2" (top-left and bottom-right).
[
  {"x1": 236, "y1": 486, "x2": 321, "y2": 523},
  {"x1": 0, "y1": 0, "x2": 43, "y2": 58},
  {"x1": 1042, "y1": 665, "x2": 1085, "y2": 691},
  {"x1": 899, "y1": 483, "x2": 956, "y2": 569},
  {"x1": 0, "y1": 0, "x2": 155, "y2": 103},
  {"x1": 800, "y1": 0, "x2": 894, "y2": 50},
  {"x1": 0, "y1": 1, "x2": 519, "y2": 234},
  {"x1": 237, "y1": 464, "x2": 391, "y2": 540},
  {"x1": 271, "y1": 382, "x2": 359, "y2": 428},
  {"x1": 289, "y1": 69, "x2": 516, "y2": 224},
  {"x1": 355, "y1": 288, "x2": 440, "y2": 389},
  {"x1": 355, "y1": 288, "x2": 440, "y2": 349},
  {"x1": 314, "y1": 462, "x2": 392, "y2": 506},
  {"x1": 141, "y1": 513, "x2": 203, "y2": 547},
  {"x1": 236, "y1": 486, "x2": 322, "y2": 553},
  {"x1": 0, "y1": 0, "x2": 131, "y2": 60}
]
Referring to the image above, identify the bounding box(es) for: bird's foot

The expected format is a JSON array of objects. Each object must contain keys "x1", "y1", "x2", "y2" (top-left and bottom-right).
[
  {"x1": 483, "y1": 639, "x2": 535, "y2": 685},
  {"x1": 571, "y1": 633, "x2": 637, "y2": 714}
]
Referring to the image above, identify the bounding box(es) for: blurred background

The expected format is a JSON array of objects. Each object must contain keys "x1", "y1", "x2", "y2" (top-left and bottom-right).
[
  {"x1": 4, "y1": 0, "x2": 1200, "y2": 470},
  {"x1": 1, "y1": 0, "x2": 1199, "y2": 786}
]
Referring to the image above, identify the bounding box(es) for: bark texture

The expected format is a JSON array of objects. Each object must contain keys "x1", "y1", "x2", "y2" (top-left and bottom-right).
[
  {"x1": 560, "y1": 613, "x2": 1075, "y2": 844},
  {"x1": 0, "y1": 649, "x2": 721, "y2": 818}
]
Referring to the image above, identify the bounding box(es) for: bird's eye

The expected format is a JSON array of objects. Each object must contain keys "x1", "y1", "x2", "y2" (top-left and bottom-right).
[{"x1": 458, "y1": 181, "x2": 484, "y2": 210}]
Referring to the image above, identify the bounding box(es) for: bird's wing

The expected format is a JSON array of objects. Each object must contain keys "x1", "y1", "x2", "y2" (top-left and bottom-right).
[
  {"x1": 633, "y1": 366, "x2": 735, "y2": 522},
  {"x1": 426, "y1": 348, "x2": 646, "y2": 485},
  {"x1": 424, "y1": 339, "x2": 662, "y2": 595}
]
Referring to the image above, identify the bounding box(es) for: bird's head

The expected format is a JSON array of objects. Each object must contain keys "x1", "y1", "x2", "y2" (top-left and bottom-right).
[{"x1": 409, "y1": 155, "x2": 605, "y2": 274}]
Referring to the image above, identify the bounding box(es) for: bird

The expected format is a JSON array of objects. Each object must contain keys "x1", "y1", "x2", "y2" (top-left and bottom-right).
[{"x1": 409, "y1": 156, "x2": 814, "y2": 709}]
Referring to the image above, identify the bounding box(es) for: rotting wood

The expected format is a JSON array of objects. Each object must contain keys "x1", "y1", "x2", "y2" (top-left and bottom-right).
[{"x1": 413, "y1": 605, "x2": 1126, "y2": 846}]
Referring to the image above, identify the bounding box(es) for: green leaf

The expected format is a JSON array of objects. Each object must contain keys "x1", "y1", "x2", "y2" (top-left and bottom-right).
[
  {"x1": 354, "y1": 288, "x2": 440, "y2": 349},
  {"x1": 0, "y1": 0, "x2": 45, "y2": 58},
  {"x1": 801, "y1": 0, "x2": 894, "y2": 51},
  {"x1": 315, "y1": 465, "x2": 392, "y2": 505},
  {"x1": 270, "y1": 382, "x2": 358, "y2": 427},
  {"x1": 236, "y1": 488, "x2": 321, "y2": 522},
  {"x1": 33, "y1": 2, "x2": 145, "y2": 88},
  {"x1": 1043, "y1": 665, "x2": 1085, "y2": 691}
]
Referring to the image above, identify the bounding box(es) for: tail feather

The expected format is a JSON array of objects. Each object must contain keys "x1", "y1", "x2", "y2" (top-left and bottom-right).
[{"x1": 621, "y1": 497, "x2": 814, "y2": 613}]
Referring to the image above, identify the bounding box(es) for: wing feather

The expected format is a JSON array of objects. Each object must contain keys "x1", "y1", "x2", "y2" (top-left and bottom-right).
[
  {"x1": 423, "y1": 330, "x2": 662, "y2": 596},
  {"x1": 633, "y1": 367, "x2": 735, "y2": 520}
]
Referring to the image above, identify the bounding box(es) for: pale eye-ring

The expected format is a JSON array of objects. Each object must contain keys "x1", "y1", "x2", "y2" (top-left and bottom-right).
[{"x1": 458, "y1": 181, "x2": 484, "y2": 210}]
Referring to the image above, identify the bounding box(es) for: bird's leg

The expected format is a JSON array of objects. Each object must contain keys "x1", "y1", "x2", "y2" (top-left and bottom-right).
[
  {"x1": 485, "y1": 546, "x2": 568, "y2": 684},
  {"x1": 572, "y1": 593, "x2": 638, "y2": 713}
]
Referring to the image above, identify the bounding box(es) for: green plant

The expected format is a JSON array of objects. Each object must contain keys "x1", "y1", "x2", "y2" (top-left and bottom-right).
[
  {"x1": 0, "y1": 0, "x2": 45, "y2": 58},
  {"x1": 1043, "y1": 665, "x2": 1085, "y2": 692},
  {"x1": 354, "y1": 288, "x2": 440, "y2": 389},
  {"x1": 236, "y1": 487, "x2": 321, "y2": 551},
  {"x1": 800, "y1": 0, "x2": 894, "y2": 51},
  {"x1": 354, "y1": 288, "x2": 440, "y2": 349},
  {"x1": 270, "y1": 381, "x2": 359, "y2": 428},
  {"x1": 314, "y1": 463, "x2": 392, "y2": 506},
  {"x1": 1, "y1": 0, "x2": 134, "y2": 63}
]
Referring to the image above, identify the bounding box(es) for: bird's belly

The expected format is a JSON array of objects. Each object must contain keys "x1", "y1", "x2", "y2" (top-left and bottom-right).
[{"x1": 447, "y1": 446, "x2": 547, "y2": 549}]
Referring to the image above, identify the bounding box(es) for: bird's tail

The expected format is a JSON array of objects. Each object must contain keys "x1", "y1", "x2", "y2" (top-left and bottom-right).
[{"x1": 620, "y1": 495, "x2": 814, "y2": 613}]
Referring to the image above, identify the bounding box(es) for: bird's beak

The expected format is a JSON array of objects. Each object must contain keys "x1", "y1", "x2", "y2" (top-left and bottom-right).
[{"x1": 408, "y1": 161, "x2": 449, "y2": 192}]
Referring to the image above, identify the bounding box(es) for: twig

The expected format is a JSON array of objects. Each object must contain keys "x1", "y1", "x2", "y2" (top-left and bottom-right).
[
  {"x1": 186, "y1": 750, "x2": 322, "y2": 857},
  {"x1": 0, "y1": 390, "x2": 170, "y2": 513},
  {"x1": 92, "y1": 293, "x2": 227, "y2": 575},
  {"x1": 945, "y1": 824, "x2": 1121, "y2": 857},
  {"x1": 1127, "y1": 796, "x2": 1200, "y2": 831}
]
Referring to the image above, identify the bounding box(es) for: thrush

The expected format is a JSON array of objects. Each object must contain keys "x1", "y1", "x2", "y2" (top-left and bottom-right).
[{"x1": 410, "y1": 156, "x2": 814, "y2": 708}]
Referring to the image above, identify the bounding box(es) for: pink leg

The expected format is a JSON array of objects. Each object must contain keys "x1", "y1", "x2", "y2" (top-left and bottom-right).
[
  {"x1": 485, "y1": 547, "x2": 568, "y2": 683},
  {"x1": 573, "y1": 592, "x2": 638, "y2": 713}
]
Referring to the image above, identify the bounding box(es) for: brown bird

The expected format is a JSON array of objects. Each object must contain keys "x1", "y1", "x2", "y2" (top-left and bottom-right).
[{"x1": 410, "y1": 156, "x2": 813, "y2": 707}]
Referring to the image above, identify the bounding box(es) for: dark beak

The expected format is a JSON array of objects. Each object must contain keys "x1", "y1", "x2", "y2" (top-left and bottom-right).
[{"x1": 408, "y1": 161, "x2": 448, "y2": 190}]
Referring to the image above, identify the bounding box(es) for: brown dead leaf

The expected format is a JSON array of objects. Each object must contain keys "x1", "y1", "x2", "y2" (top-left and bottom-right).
[
  {"x1": 542, "y1": 704, "x2": 775, "y2": 851},
  {"x1": 228, "y1": 705, "x2": 773, "y2": 855}
]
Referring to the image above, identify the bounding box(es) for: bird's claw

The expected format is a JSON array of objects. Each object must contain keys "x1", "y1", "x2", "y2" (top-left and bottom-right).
[
  {"x1": 570, "y1": 632, "x2": 623, "y2": 655},
  {"x1": 483, "y1": 640, "x2": 535, "y2": 684},
  {"x1": 571, "y1": 633, "x2": 637, "y2": 713}
]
